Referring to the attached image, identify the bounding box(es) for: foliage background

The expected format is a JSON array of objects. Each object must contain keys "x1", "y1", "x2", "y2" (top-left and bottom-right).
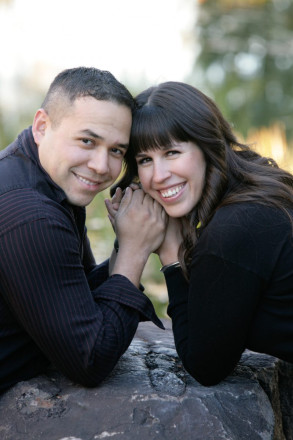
[
  {"x1": 192, "y1": 0, "x2": 293, "y2": 142},
  {"x1": 1, "y1": 0, "x2": 292, "y2": 317}
]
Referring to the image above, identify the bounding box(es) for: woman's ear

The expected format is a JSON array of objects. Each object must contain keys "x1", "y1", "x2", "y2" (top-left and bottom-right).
[{"x1": 32, "y1": 108, "x2": 49, "y2": 146}]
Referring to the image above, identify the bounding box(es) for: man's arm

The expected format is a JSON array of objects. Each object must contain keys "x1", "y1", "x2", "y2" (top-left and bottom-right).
[{"x1": 1, "y1": 215, "x2": 162, "y2": 387}]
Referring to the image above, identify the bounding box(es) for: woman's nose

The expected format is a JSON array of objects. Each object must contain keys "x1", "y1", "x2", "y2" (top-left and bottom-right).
[{"x1": 152, "y1": 161, "x2": 171, "y2": 183}]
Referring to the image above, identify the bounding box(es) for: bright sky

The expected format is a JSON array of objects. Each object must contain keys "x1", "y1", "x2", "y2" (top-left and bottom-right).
[{"x1": 0, "y1": 0, "x2": 197, "y2": 104}]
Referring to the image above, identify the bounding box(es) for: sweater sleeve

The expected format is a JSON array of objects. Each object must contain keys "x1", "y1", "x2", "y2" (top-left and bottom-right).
[
  {"x1": 0, "y1": 215, "x2": 163, "y2": 389},
  {"x1": 166, "y1": 255, "x2": 263, "y2": 385}
]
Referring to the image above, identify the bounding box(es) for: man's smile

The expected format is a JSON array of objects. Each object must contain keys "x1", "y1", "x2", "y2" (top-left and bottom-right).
[{"x1": 74, "y1": 172, "x2": 102, "y2": 187}]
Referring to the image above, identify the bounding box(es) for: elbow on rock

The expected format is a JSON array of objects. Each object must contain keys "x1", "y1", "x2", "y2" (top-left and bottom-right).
[
  {"x1": 183, "y1": 362, "x2": 230, "y2": 387},
  {"x1": 194, "y1": 374, "x2": 224, "y2": 387},
  {"x1": 76, "y1": 375, "x2": 104, "y2": 388},
  {"x1": 64, "y1": 365, "x2": 112, "y2": 389}
]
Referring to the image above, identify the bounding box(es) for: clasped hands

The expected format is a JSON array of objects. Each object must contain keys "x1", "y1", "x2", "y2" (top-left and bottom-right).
[{"x1": 105, "y1": 185, "x2": 183, "y2": 268}]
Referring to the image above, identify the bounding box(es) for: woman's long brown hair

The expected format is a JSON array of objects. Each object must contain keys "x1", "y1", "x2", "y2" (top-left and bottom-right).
[{"x1": 111, "y1": 82, "x2": 293, "y2": 278}]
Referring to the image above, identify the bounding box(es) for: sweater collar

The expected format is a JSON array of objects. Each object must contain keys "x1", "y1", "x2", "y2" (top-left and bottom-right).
[{"x1": 20, "y1": 126, "x2": 68, "y2": 205}]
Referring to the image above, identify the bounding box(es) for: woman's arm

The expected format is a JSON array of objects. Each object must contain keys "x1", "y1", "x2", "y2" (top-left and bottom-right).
[
  {"x1": 156, "y1": 217, "x2": 183, "y2": 266},
  {"x1": 163, "y1": 205, "x2": 271, "y2": 385},
  {"x1": 165, "y1": 254, "x2": 263, "y2": 385}
]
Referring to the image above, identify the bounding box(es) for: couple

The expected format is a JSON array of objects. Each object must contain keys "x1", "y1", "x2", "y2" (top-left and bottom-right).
[{"x1": 0, "y1": 67, "x2": 292, "y2": 393}]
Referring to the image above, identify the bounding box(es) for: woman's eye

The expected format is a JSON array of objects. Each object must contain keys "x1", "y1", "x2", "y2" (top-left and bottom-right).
[
  {"x1": 166, "y1": 149, "x2": 180, "y2": 156},
  {"x1": 137, "y1": 157, "x2": 151, "y2": 165}
]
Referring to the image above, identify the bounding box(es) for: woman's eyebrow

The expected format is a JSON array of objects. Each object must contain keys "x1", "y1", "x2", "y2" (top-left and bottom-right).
[
  {"x1": 136, "y1": 152, "x2": 148, "y2": 158},
  {"x1": 135, "y1": 143, "x2": 183, "y2": 157},
  {"x1": 160, "y1": 142, "x2": 183, "y2": 150},
  {"x1": 167, "y1": 143, "x2": 183, "y2": 149}
]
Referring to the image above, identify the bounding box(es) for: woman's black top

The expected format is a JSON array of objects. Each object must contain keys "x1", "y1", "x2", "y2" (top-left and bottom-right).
[{"x1": 164, "y1": 203, "x2": 293, "y2": 385}]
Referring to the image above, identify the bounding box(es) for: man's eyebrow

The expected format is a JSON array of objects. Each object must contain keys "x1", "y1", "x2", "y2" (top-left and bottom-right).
[
  {"x1": 116, "y1": 143, "x2": 129, "y2": 150},
  {"x1": 79, "y1": 129, "x2": 129, "y2": 149},
  {"x1": 80, "y1": 129, "x2": 104, "y2": 140}
]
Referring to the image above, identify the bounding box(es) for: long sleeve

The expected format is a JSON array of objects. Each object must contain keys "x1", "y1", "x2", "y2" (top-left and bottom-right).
[
  {"x1": 0, "y1": 127, "x2": 164, "y2": 393},
  {"x1": 164, "y1": 203, "x2": 293, "y2": 386},
  {"x1": 166, "y1": 258, "x2": 263, "y2": 385},
  {"x1": 0, "y1": 203, "x2": 162, "y2": 389}
]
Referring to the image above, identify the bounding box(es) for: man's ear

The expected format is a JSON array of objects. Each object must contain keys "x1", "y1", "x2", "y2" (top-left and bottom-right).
[{"x1": 32, "y1": 108, "x2": 50, "y2": 146}]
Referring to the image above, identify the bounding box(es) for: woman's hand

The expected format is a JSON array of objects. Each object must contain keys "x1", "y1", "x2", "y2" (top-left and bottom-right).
[
  {"x1": 115, "y1": 187, "x2": 167, "y2": 257},
  {"x1": 105, "y1": 183, "x2": 141, "y2": 230},
  {"x1": 111, "y1": 187, "x2": 167, "y2": 287},
  {"x1": 156, "y1": 217, "x2": 183, "y2": 266},
  {"x1": 105, "y1": 187, "x2": 123, "y2": 231}
]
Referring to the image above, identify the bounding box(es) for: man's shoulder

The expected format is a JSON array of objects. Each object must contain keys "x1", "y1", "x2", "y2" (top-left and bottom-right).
[
  {"x1": 0, "y1": 187, "x2": 72, "y2": 236},
  {"x1": 0, "y1": 127, "x2": 69, "y2": 232},
  {"x1": 0, "y1": 128, "x2": 33, "y2": 190},
  {"x1": 0, "y1": 127, "x2": 31, "y2": 161}
]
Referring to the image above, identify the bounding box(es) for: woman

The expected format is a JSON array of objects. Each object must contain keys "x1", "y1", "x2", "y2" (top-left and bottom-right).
[{"x1": 107, "y1": 81, "x2": 293, "y2": 386}]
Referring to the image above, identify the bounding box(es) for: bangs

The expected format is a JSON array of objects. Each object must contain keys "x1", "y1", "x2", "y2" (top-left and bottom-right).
[{"x1": 130, "y1": 105, "x2": 185, "y2": 154}]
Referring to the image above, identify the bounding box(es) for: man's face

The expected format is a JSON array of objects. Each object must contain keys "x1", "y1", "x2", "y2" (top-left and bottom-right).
[{"x1": 33, "y1": 97, "x2": 132, "y2": 206}]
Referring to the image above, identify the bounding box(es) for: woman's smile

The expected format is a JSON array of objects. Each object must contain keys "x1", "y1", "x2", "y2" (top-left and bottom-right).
[
  {"x1": 137, "y1": 141, "x2": 206, "y2": 218},
  {"x1": 157, "y1": 182, "x2": 186, "y2": 200}
]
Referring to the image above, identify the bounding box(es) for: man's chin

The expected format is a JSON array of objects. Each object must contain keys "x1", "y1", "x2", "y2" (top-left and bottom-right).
[{"x1": 65, "y1": 194, "x2": 96, "y2": 207}]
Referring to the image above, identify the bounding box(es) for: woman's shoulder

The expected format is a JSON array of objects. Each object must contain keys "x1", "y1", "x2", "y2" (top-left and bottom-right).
[
  {"x1": 195, "y1": 202, "x2": 293, "y2": 272},
  {"x1": 211, "y1": 202, "x2": 292, "y2": 232}
]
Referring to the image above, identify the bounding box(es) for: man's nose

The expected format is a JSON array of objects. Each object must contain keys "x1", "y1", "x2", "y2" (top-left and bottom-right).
[{"x1": 88, "y1": 149, "x2": 109, "y2": 175}]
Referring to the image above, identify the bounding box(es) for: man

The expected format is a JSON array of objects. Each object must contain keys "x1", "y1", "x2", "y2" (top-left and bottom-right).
[{"x1": 0, "y1": 67, "x2": 165, "y2": 393}]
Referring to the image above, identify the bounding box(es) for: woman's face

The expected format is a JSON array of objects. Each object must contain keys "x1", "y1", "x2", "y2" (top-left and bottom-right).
[{"x1": 136, "y1": 141, "x2": 206, "y2": 218}]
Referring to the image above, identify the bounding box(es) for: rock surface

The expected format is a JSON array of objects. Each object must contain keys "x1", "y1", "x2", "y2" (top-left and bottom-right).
[{"x1": 0, "y1": 319, "x2": 292, "y2": 440}]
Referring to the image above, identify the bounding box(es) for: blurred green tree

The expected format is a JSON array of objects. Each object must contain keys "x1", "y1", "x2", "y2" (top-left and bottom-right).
[{"x1": 191, "y1": 0, "x2": 293, "y2": 143}]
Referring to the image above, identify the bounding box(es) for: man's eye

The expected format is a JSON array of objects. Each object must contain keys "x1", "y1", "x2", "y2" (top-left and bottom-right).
[
  {"x1": 81, "y1": 138, "x2": 92, "y2": 146},
  {"x1": 112, "y1": 148, "x2": 124, "y2": 156}
]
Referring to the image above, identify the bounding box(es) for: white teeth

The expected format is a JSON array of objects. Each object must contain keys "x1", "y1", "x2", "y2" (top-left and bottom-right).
[
  {"x1": 161, "y1": 184, "x2": 184, "y2": 198},
  {"x1": 76, "y1": 175, "x2": 97, "y2": 186}
]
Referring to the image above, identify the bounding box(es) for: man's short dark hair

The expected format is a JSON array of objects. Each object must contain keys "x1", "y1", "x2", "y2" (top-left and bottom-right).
[{"x1": 41, "y1": 67, "x2": 134, "y2": 125}]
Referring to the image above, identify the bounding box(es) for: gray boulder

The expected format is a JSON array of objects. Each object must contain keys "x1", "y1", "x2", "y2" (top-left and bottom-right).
[{"x1": 0, "y1": 320, "x2": 292, "y2": 440}]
